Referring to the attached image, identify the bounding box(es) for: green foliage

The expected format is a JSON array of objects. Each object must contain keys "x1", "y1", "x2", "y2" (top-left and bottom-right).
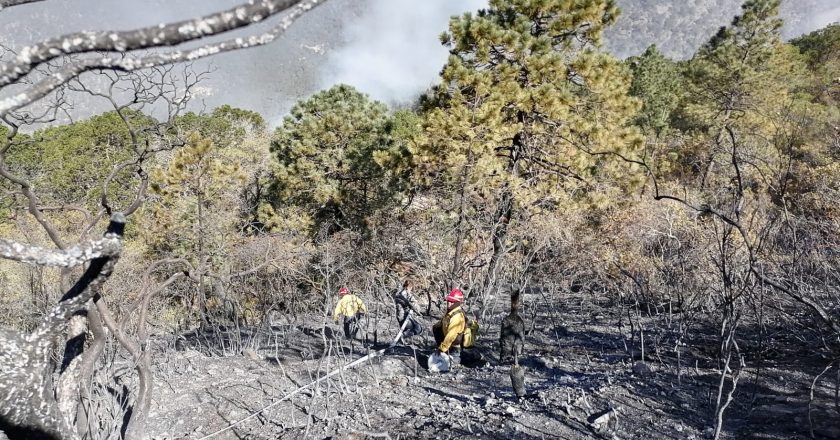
[
  {"x1": 172, "y1": 105, "x2": 274, "y2": 231},
  {"x1": 145, "y1": 133, "x2": 246, "y2": 261},
  {"x1": 679, "y1": 0, "x2": 785, "y2": 127},
  {"x1": 791, "y1": 24, "x2": 840, "y2": 106},
  {"x1": 269, "y1": 84, "x2": 412, "y2": 233},
  {"x1": 174, "y1": 105, "x2": 266, "y2": 149},
  {"x1": 419, "y1": 0, "x2": 643, "y2": 213},
  {"x1": 666, "y1": 0, "x2": 836, "y2": 219},
  {"x1": 791, "y1": 23, "x2": 840, "y2": 67},
  {"x1": 627, "y1": 45, "x2": 683, "y2": 136},
  {"x1": 5, "y1": 110, "x2": 156, "y2": 210}
]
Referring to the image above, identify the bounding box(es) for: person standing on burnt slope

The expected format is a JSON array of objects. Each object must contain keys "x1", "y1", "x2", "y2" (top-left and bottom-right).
[
  {"x1": 333, "y1": 287, "x2": 367, "y2": 340},
  {"x1": 394, "y1": 279, "x2": 424, "y2": 344}
]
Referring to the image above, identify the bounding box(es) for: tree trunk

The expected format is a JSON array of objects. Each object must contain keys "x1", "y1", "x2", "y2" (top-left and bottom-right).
[
  {"x1": 478, "y1": 114, "x2": 525, "y2": 315},
  {"x1": 449, "y1": 147, "x2": 474, "y2": 290}
]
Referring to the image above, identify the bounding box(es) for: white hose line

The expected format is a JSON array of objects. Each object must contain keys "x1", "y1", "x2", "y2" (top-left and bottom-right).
[{"x1": 196, "y1": 313, "x2": 415, "y2": 439}]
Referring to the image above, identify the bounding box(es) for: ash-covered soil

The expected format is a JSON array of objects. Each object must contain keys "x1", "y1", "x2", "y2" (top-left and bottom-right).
[{"x1": 142, "y1": 294, "x2": 840, "y2": 439}]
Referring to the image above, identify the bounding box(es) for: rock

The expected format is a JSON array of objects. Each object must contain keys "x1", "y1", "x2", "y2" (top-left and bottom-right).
[
  {"x1": 588, "y1": 408, "x2": 618, "y2": 433},
  {"x1": 632, "y1": 361, "x2": 653, "y2": 376},
  {"x1": 243, "y1": 348, "x2": 260, "y2": 361},
  {"x1": 505, "y1": 405, "x2": 518, "y2": 416},
  {"x1": 484, "y1": 397, "x2": 497, "y2": 407},
  {"x1": 586, "y1": 408, "x2": 621, "y2": 433}
]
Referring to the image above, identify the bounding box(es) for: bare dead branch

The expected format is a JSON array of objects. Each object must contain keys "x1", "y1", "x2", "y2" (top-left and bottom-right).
[
  {"x1": 0, "y1": 0, "x2": 322, "y2": 88},
  {"x1": 0, "y1": 212, "x2": 125, "y2": 439},
  {"x1": 0, "y1": 235, "x2": 120, "y2": 268},
  {"x1": 0, "y1": 0, "x2": 324, "y2": 116},
  {"x1": 0, "y1": 0, "x2": 46, "y2": 9}
]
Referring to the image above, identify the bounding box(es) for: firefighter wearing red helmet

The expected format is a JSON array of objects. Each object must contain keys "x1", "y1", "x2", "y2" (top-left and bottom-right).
[
  {"x1": 433, "y1": 288, "x2": 467, "y2": 358},
  {"x1": 333, "y1": 286, "x2": 367, "y2": 340}
]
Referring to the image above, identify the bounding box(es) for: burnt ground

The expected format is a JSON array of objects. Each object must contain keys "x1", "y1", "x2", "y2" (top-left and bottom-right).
[{"x1": 141, "y1": 293, "x2": 840, "y2": 440}]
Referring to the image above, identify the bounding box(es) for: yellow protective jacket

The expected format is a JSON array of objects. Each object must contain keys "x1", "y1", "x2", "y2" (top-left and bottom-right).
[
  {"x1": 438, "y1": 306, "x2": 466, "y2": 353},
  {"x1": 333, "y1": 294, "x2": 367, "y2": 322}
]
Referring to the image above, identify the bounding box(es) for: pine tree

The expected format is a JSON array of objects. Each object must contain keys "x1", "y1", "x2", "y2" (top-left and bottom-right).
[
  {"x1": 676, "y1": 0, "x2": 816, "y2": 209},
  {"x1": 417, "y1": 0, "x2": 642, "y2": 299},
  {"x1": 269, "y1": 85, "x2": 411, "y2": 234},
  {"x1": 145, "y1": 133, "x2": 247, "y2": 326},
  {"x1": 627, "y1": 45, "x2": 683, "y2": 137},
  {"x1": 666, "y1": 5, "x2": 837, "y2": 434}
]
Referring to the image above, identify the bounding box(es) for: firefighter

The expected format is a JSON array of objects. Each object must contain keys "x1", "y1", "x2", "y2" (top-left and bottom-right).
[
  {"x1": 433, "y1": 288, "x2": 467, "y2": 362},
  {"x1": 394, "y1": 279, "x2": 424, "y2": 343},
  {"x1": 332, "y1": 287, "x2": 367, "y2": 340}
]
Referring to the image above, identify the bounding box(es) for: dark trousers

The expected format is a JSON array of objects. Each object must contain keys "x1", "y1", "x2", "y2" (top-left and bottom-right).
[
  {"x1": 433, "y1": 323, "x2": 443, "y2": 346},
  {"x1": 400, "y1": 316, "x2": 423, "y2": 338},
  {"x1": 343, "y1": 314, "x2": 361, "y2": 340}
]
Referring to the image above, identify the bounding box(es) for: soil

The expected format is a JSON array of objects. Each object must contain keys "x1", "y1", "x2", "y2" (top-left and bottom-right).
[{"x1": 141, "y1": 293, "x2": 840, "y2": 439}]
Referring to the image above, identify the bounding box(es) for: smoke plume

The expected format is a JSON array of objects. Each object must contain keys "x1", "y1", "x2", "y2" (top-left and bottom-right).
[{"x1": 317, "y1": 0, "x2": 486, "y2": 107}]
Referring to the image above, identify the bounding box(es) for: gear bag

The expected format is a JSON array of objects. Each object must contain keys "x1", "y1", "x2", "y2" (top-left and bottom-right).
[
  {"x1": 462, "y1": 317, "x2": 479, "y2": 348},
  {"x1": 428, "y1": 351, "x2": 451, "y2": 373}
]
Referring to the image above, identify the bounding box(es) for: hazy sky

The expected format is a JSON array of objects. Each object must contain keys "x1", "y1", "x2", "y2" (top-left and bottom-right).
[{"x1": 0, "y1": 0, "x2": 837, "y2": 126}]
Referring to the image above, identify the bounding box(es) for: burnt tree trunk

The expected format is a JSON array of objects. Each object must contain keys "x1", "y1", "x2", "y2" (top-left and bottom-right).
[{"x1": 0, "y1": 214, "x2": 125, "y2": 440}]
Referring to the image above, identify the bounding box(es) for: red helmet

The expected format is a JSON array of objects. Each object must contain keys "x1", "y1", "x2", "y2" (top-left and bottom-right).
[
  {"x1": 338, "y1": 287, "x2": 350, "y2": 296},
  {"x1": 446, "y1": 288, "x2": 464, "y2": 303}
]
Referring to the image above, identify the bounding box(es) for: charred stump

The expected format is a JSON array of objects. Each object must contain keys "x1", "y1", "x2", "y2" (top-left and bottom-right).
[{"x1": 500, "y1": 289, "x2": 525, "y2": 365}]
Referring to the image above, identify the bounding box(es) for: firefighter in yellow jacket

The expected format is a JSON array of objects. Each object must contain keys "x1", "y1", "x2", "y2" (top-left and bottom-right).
[
  {"x1": 333, "y1": 287, "x2": 367, "y2": 340},
  {"x1": 433, "y1": 288, "x2": 467, "y2": 359}
]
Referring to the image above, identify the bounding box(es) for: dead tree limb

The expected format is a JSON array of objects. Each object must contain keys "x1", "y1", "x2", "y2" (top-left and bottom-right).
[
  {"x1": 0, "y1": 213, "x2": 125, "y2": 440},
  {"x1": 0, "y1": 0, "x2": 46, "y2": 9},
  {"x1": 0, "y1": 235, "x2": 120, "y2": 268},
  {"x1": 0, "y1": 0, "x2": 327, "y2": 116},
  {"x1": 0, "y1": 0, "x2": 321, "y2": 88}
]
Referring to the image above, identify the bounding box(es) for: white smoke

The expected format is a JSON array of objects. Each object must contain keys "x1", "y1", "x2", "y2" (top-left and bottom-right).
[
  {"x1": 809, "y1": 4, "x2": 840, "y2": 31},
  {"x1": 318, "y1": 0, "x2": 486, "y2": 106}
]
